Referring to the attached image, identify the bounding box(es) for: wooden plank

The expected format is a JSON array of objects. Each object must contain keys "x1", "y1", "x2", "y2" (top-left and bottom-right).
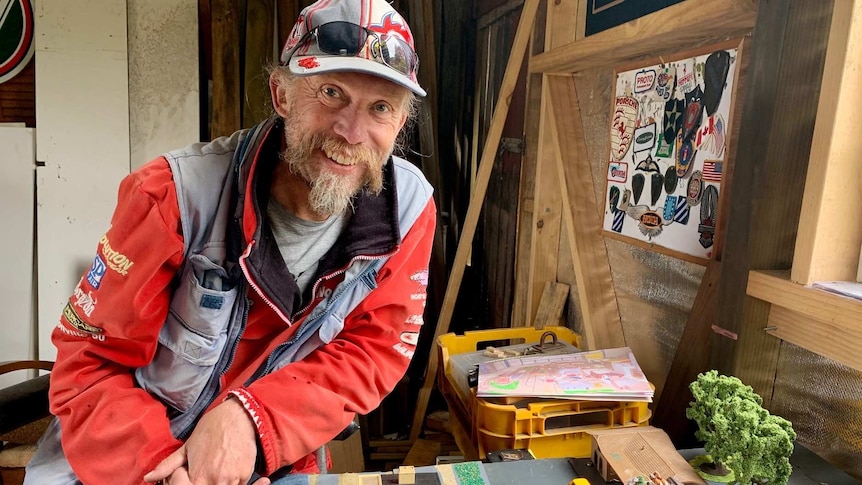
[
  {"x1": 211, "y1": 0, "x2": 243, "y2": 138},
  {"x1": 532, "y1": 281, "x2": 569, "y2": 329},
  {"x1": 792, "y1": 0, "x2": 862, "y2": 285},
  {"x1": 530, "y1": 0, "x2": 756, "y2": 74},
  {"x1": 545, "y1": 74, "x2": 624, "y2": 350},
  {"x1": 524, "y1": 86, "x2": 562, "y2": 323},
  {"x1": 650, "y1": 261, "x2": 721, "y2": 448},
  {"x1": 409, "y1": 0, "x2": 542, "y2": 443},
  {"x1": 767, "y1": 305, "x2": 862, "y2": 373},
  {"x1": 712, "y1": 0, "x2": 834, "y2": 399},
  {"x1": 511, "y1": 0, "x2": 547, "y2": 328},
  {"x1": 402, "y1": 439, "x2": 442, "y2": 467},
  {"x1": 243, "y1": 0, "x2": 275, "y2": 128},
  {"x1": 544, "y1": 0, "x2": 579, "y2": 47},
  {"x1": 746, "y1": 270, "x2": 862, "y2": 334}
]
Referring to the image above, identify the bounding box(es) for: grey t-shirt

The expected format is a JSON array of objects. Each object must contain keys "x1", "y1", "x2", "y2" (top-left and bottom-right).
[{"x1": 266, "y1": 199, "x2": 348, "y2": 293}]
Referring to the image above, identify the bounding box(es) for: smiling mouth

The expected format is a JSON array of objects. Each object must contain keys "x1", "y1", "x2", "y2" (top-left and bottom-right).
[{"x1": 323, "y1": 147, "x2": 359, "y2": 166}]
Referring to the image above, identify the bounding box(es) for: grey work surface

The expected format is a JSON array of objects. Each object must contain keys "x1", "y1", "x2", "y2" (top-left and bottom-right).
[{"x1": 272, "y1": 443, "x2": 857, "y2": 484}]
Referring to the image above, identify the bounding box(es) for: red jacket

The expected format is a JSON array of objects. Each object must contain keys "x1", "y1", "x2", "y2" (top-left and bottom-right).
[{"x1": 47, "y1": 119, "x2": 436, "y2": 484}]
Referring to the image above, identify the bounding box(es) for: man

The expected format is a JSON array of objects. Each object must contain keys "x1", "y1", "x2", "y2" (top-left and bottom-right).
[{"x1": 25, "y1": 0, "x2": 434, "y2": 483}]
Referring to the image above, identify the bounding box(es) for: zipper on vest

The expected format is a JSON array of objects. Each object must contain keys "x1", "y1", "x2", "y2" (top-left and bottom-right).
[
  {"x1": 238, "y1": 239, "x2": 294, "y2": 327},
  {"x1": 247, "y1": 252, "x2": 393, "y2": 384}
]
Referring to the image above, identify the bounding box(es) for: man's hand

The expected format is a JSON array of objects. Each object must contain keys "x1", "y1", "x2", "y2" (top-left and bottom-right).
[{"x1": 143, "y1": 398, "x2": 270, "y2": 485}]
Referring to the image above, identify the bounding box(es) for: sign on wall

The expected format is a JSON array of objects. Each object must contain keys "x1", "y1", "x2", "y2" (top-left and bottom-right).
[
  {"x1": 585, "y1": 0, "x2": 685, "y2": 36},
  {"x1": 0, "y1": 0, "x2": 34, "y2": 84},
  {"x1": 601, "y1": 41, "x2": 741, "y2": 263}
]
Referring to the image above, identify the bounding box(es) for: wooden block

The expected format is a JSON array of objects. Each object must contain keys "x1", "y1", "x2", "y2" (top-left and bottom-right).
[
  {"x1": 327, "y1": 431, "x2": 365, "y2": 474},
  {"x1": 532, "y1": 282, "x2": 569, "y2": 329},
  {"x1": 398, "y1": 465, "x2": 416, "y2": 484},
  {"x1": 402, "y1": 439, "x2": 442, "y2": 467}
]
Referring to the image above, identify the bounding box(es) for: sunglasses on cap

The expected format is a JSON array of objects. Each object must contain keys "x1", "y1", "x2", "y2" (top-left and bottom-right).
[{"x1": 281, "y1": 21, "x2": 419, "y2": 77}]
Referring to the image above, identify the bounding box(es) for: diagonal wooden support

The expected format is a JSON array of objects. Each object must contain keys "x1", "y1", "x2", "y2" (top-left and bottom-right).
[
  {"x1": 408, "y1": 0, "x2": 542, "y2": 442},
  {"x1": 545, "y1": 74, "x2": 624, "y2": 350}
]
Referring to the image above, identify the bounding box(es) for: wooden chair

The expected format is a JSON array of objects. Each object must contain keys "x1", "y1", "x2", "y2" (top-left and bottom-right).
[{"x1": 0, "y1": 360, "x2": 53, "y2": 485}]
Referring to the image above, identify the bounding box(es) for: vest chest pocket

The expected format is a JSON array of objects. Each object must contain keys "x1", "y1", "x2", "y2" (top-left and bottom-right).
[{"x1": 136, "y1": 250, "x2": 237, "y2": 412}]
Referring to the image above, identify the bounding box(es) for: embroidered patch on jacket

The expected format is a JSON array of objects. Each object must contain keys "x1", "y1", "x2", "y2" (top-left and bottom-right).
[
  {"x1": 63, "y1": 302, "x2": 103, "y2": 335},
  {"x1": 98, "y1": 234, "x2": 135, "y2": 276},
  {"x1": 87, "y1": 255, "x2": 107, "y2": 289},
  {"x1": 200, "y1": 294, "x2": 224, "y2": 309}
]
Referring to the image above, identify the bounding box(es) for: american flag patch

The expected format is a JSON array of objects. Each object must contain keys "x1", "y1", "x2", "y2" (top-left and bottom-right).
[
  {"x1": 703, "y1": 160, "x2": 723, "y2": 182},
  {"x1": 612, "y1": 210, "x2": 625, "y2": 233},
  {"x1": 673, "y1": 196, "x2": 690, "y2": 224}
]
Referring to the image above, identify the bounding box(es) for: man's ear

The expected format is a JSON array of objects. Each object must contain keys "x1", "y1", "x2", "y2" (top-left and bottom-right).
[{"x1": 270, "y1": 71, "x2": 290, "y2": 118}]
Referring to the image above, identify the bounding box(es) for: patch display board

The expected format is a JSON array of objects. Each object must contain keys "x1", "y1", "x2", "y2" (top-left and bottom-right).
[{"x1": 601, "y1": 41, "x2": 741, "y2": 263}]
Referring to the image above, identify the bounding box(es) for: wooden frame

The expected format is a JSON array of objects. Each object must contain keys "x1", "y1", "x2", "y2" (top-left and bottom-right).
[{"x1": 599, "y1": 39, "x2": 745, "y2": 266}]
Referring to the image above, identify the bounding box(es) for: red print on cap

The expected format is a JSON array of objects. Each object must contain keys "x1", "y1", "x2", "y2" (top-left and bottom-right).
[
  {"x1": 370, "y1": 11, "x2": 412, "y2": 45},
  {"x1": 298, "y1": 57, "x2": 319, "y2": 69}
]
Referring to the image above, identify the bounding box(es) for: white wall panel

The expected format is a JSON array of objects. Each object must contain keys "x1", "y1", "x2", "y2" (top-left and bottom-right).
[
  {"x1": 0, "y1": 127, "x2": 35, "y2": 387},
  {"x1": 35, "y1": 0, "x2": 130, "y2": 361},
  {"x1": 128, "y1": 0, "x2": 200, "y2": 169}
]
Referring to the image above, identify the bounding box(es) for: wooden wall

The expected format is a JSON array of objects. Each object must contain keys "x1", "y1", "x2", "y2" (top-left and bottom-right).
[{"x1": 0, "y1": 60, "x2": 35, "y2": 127}]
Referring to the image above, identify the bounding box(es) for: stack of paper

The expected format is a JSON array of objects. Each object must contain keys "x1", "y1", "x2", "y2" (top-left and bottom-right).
[{"x1": 476, "y1": 347, "x2": 653, "y2": 402}]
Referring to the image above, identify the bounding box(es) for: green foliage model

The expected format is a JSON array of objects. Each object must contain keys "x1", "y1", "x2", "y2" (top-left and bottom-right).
[{"x1": 686, "y1": 370, "x2": 796, "y2": 484}]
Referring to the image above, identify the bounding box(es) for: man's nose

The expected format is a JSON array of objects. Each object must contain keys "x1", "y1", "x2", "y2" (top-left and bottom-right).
[{"x1": 332, "y1": 107, "x2": 368, "y2": 145}]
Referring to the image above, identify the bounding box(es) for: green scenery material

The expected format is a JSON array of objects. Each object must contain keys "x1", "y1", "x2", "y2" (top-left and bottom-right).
[{"x1": 686, "y1": 370, "x2": 796, "y2": 484}]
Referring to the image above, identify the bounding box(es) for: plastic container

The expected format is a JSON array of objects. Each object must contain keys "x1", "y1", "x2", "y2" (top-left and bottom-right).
[{"x1": 437, "y1": 326, "x2": 651, "y2": 459}]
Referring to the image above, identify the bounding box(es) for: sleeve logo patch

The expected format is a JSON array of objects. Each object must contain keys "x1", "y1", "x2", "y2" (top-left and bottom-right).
[
  {"x1": 63, "y1": 302, "x2": 103, "y2": 334},
  {"x1": 99, "y1": 234, "x2": 135, "y2": 276},
  {"x1": 86, "y1": 255, "x2": 107, "y2": 289}
]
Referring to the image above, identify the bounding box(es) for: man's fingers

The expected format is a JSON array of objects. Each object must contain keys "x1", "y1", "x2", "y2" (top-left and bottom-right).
[
  {"x1": 143, "y1": 446, "x2": 188, "y2": 482},
  {"x1": 251, "y1": 478, "x2": 272, "y2": 485}
]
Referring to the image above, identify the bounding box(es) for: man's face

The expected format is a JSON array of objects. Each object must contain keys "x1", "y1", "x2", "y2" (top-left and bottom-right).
[{"x1": 277, "y1": 71, "x2": 410, "y2": 216}]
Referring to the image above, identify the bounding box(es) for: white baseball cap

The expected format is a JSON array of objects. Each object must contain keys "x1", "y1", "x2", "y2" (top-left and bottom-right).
[{"x1": 280, "y1": 0, "x2": 426, "y2": 97}]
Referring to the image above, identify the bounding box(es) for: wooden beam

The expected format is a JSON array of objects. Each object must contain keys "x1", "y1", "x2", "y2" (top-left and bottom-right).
[
  {"x1": 511, "y1": 0, "x2": 548, "y2": 328},
  {"x1": 747, "y1": 270, "x2": 862, "y2": 372},
  {"x1": 409, "y1": 0, "x2": 542, "y2": 442},
  {"x1": 651, "y1": 261, "x2": 721, "y2": 448},
  {"x1": 792, "y1": 0, "x2": 862, "y2": 285},
  {"x1": 211, "y1": 0, "x2": 243, "y2": 138},
  {"x1": 243, "y1": 0, "x2": 275, "y2": 128},
  {"x1": 530, "y1": 0, "x2": 756, "y2": 74},
  {"x1": 524, "y1": 86, "x2": 562, "y2": 323},
  {"x1": 545, "y1": 74, "x2": 624, "y2": 350}
]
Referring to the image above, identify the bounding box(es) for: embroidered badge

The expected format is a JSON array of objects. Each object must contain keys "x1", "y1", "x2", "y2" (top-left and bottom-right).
[
  {"x1": 634, "y1": 69, "x2": 656, "y2": 93},
  {"x1": 676, "y1": 134, "x2": 696, "y2": 178},
  {"x1": 702, "y1": 160, "x2": 723, "y2": 182},
  {"x1": 687, "y1": 170, "x2": 704, "y2": 206},
  {"x1": 703, "y1": 50, "x2": 731, "y2": 116},
  {"x1": 650, "y1": 172, "x2": 664, "y2": 206},
  {"x1": 673, "y1": 195, "x2": 690, "y2": 224},
  {"x1": 638, "y1": 211, "x2": 664, "y2": 239},
  {"x1": 63, "y1": 302, "x2": 103, "y2": 335},
  {"x1": 698, "y1": 185, "x2": 719, "y2": 248},
  {"x1": 664, "y1": 165, "x2": 678, "y2": 194},
  {"x1": 200, "y1": 294, "x2": 224, "y2": 310},
  {"x1": 87, "y1": 255, "x2": 107, "y2": 289},
  {"x1": 611, "y1": 96, "x2": 638, "y2": 160},
  {"x1": 682, "y1": 85, "x2": 705, "y2": 142},
  {"x1": 633, "y1": 123, "x2": 656, "y2": 153},
  {"x1": 609, "y1": 185, "x2": 621, "y2": 212},
  {"x1": 607, "y1": 161, "x2": 628, "y2": 183},
  {"x1": 654, "y1": 65, "x2": 676, "y2": 102},
  {"x1": 632, "y1": 173, "x2": 645, "y2": 205},
  {"x1": 611, "y1": 210, "x2": 625, "y2": 233},
  {"x1": 98, "y1": 234, "x2": 134, "y2": 276}
]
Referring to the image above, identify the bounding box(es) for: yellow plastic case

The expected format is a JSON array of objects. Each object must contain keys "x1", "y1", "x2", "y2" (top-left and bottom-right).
[{"x1": 437, "y1": 326, "x2": 651, "y2": 459}]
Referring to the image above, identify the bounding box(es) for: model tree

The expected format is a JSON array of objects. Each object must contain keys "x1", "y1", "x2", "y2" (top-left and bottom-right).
[{"x1": 686, "y1": 370, "x2": 796, "y2": 484}]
